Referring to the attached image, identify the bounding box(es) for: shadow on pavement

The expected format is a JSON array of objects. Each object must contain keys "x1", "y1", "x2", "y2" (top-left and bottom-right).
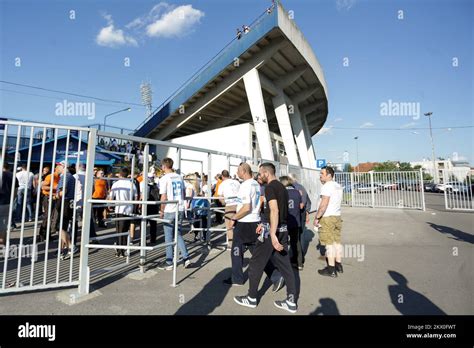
[
  {"x1": 427, "y1": 222, "x2": 474, "y2": 244},
  {"x1": 310, "y1": 298, "x2": 340, "y2": 315},
  {"x1": 175, "y1": 268, "x2": 231, "y2": 315},
  {"x1": 301, "y1": 227, "x2": 315, "y2": 257},
  {"x1": 388, "y1": 270, "x2": 446, "y2": 315}
]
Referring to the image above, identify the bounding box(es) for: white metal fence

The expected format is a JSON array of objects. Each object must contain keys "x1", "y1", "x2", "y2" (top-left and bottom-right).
[
  {"x1": 441, "y1": 169, "x2": 473, "y2": 211},
  {"x1": 334, "y1": 170, "x2": 425, "y2": 210},
  {"x1": 0, "y1": 121, "x2": 94, "y2": 294},
  {"x1": 1, "y1": 119, "x2": 322, "y2": 298}
]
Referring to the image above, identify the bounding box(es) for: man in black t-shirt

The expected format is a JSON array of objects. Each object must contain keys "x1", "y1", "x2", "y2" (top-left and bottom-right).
[{"x1": 234, "y1": 163, "x2": 298, "y2": 313}]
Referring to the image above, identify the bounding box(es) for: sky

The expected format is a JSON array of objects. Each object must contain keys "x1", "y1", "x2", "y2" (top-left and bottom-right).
[{"x1": 0, "y1": 0, "x2": 472, "y2": 166}]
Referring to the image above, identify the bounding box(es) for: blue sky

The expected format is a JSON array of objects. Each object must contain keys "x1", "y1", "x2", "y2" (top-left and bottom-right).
[{"x1": 1, "y1": 0, "x2": 472, "y2": 165}]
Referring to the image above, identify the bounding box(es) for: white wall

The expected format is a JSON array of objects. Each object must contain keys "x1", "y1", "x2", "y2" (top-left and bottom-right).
[{"x1": 153, "y1": 123, "x2": 252, "y2": 178}]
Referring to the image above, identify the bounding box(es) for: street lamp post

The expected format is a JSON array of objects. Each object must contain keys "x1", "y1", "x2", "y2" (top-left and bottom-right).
[
  {"x1": 103, "y1": 107, "x2": 132, "y2": 132},
  {"x1": 424, "y1": 112, "x2": 437, "y2": 183},
  {"x1": 354, "y1": 136, "x2": 359, "y2": 172}
]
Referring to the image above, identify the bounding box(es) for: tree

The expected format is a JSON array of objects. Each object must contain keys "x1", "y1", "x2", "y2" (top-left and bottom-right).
[
  {"x1": 399, "y1": 162, "x2": 413, "y2": 171},
  {"x1": 423, "y1": 173, "x2": 433, "y2": 181},
  {"x1": 373, "y1": 161, "x2": 398, "y2": 172}
]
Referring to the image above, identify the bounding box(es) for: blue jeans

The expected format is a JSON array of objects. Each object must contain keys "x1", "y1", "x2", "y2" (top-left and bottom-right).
[
  {"x1": 163, "y1": 211, "x2": 189, "y2": 265},
  {"x1": 16, "y1": 188, "x2": 32, "y2": 221}
]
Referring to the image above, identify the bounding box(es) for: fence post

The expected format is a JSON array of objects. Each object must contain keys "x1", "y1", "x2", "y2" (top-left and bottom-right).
[
  {"x1": 350, "y1": 172, "x2": 354, "y2": 207},
  {"x1": 370, "y1": 171, "x2": 375, "y2": 208},
  {"x1": 419, "y1": 168, "x2": 426, "y2": 211},
  {"x1": 77, "y1": 128, "x2": 97, "y2": 296},
  {"x1": 140, "y1": 143, "x2": 150, "y2": 273},
  {"x1": 442, "y1": 169, "x2": 449, "y2": 210}
]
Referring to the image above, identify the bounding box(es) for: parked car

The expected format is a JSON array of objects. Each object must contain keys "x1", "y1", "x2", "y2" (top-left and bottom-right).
[
  {"x1": 437, "y1": 182, "x2": 469, "y2": 193},
  {"x1": 356, "y1": 185, "x2": 379, "y2": 193},
  {"x1": 380, "y1": 182, "x2": 397, "y2": 190},
  {"x1": 424, "y1": 183, "x2": 438, "y2": 192},
  {"x1": 397, "y1": 181, "x2": 420, "y2": 191}
]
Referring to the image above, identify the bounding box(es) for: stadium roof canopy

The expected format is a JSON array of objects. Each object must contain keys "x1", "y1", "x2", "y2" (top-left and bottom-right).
[{"x1": 134, "y1": 1, "x2": 328, "y2": 168}]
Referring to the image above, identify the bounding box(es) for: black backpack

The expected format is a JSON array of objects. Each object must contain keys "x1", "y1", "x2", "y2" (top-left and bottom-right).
[{"x1": 148, "y1": 183, "x2": 161, "y2": 201}]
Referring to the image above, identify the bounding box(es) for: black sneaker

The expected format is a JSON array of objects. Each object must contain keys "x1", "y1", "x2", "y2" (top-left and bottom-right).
[
  {"x1": 318, "y1": 266, "x2": 337, "y2": 278},
  {"x1": 272, "y1": 277, "x2": 285, "y2": 293},
  {"x1": 157, "y1": 261, "x2": 173, "y2": 270},
  {"x1": 274, "y1": 299, "x2": 297, "y2": 313},
  {"x1": 335, "y1": 262, "x2": 343, "y2": 274},
  {"x1": 234, "y1": 295, "x2": 257, "y2": 308},
  {"x1": 223, "y1": 278, "x2": 243, "y2": 286},
  {"x1": 60, "y1": 249, "x2": 69, "y2": 260}
]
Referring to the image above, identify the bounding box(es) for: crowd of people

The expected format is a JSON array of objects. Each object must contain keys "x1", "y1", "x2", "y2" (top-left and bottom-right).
[{"x1": 0, "y1": 155, "x2": 344, "y2": 313}]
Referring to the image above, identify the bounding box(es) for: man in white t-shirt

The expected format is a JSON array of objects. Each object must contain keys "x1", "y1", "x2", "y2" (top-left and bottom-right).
[
  {"x1": 157, "y1": 157, "x2": 191, "y2": 270},
  {"x1": 15, "y1": 164, "x2": 34, "y2": 222},
  {"x1": 314, "y1": 166, "x2": 343, "y2": 277},
  {"x1": 217, "y1": 169, "x2": 240, "y2": 249},
  {"x1": 109, "y1": 167, "x2": 137, "y2": 257},
  {"x1": 223, "y1": 162, "x2": 261, "y2": 286}
]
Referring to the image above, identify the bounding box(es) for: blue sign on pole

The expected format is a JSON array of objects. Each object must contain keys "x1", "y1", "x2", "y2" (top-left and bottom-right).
[{"x1": 316, "y1": 159, "x2": 326, "y2": 168}]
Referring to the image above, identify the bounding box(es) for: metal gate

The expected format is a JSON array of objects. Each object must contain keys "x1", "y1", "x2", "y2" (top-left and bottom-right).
[
  {"x1": 441, "y1": 169, "x2": 474, "y2": 211},
  {"x1": 334, "y1": 170, "x2": 425, "y2": 210},
  {"x1": 0, "y1": 120, "x2": 94, "y2": 294}
]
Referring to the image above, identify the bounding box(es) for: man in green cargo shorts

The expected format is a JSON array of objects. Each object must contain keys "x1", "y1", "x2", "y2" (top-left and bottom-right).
[{"x1": 313, "y1": 166, "x2": 343, "y2": 278}]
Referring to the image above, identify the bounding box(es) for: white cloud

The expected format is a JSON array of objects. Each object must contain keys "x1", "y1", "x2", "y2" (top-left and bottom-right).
[
  {"x1": 146, "y1": 4, "x2": 205, "y2": 38},
  {"x1": 336, "y1": 0, "x2": 357, "y2": 11},
  {"x1": 96, "y1": 13, "x2": 138, "y2": 48},
  {"x1": 317, "y1": 125, "x2": 333, "y2": 135},
  {"x1": 360, "y1": 122, "x2": 374, "y2": 128},
  {"x1": 334, "y1": 117, "x2": 343, "y2": 122},
  {"x1": 96, "y1": 3, "x2": 204, "y2": 48},
  {"x1": 126, "y1": 3, "x2": 171, "y2": 30},
  {"x1": 400, "y1": 122, "x2": 417, "y2": 129}
]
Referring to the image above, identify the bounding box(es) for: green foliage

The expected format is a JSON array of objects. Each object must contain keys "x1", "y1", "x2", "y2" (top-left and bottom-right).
[{"x1": 373, "y1": 161, "x2": 414, "y2": 172}]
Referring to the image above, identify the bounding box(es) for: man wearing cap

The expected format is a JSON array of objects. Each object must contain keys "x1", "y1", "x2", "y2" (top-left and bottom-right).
[{"x1": 139, "y1": 171, "x2": 160, "y2": 245}]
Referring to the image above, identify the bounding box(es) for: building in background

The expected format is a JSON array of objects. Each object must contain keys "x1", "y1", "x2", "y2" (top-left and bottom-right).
[{"x1": 410, "y1": 158, "x2": 471, "y2": 183}]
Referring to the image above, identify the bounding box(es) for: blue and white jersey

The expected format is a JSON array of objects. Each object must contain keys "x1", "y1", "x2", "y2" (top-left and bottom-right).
[
  {"x1": 159, "y1": 172, "x2": 185, "y2": 213},
  {"x1": 236, "y1": 178, "x2": 261, "y2": 223}
]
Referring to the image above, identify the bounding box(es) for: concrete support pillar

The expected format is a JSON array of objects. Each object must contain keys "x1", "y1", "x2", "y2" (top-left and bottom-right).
[
  {"x1": 272, "y1": 93, "x2": 300, "y2": 166},
  {"x1": 301, "y1": 114, "x2": 317, "y2": 168},
  {"x1": 289, "y1": 104, "x2": 311, "y2": 168},
  {"x1": 243, "y1": 68, "x2": 274, "y2": 161}
]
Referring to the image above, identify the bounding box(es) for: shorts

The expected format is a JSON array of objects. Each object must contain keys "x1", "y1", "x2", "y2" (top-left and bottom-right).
[
  {"x1": 60, "y1": 200, "x2": 74, "y2": 232},
  {"x1": 224, "y1": 205, "x2": 236, "y2": 221},
  {"x1": 319, "y1": 216, "x2": 342, "y2": 245}
]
